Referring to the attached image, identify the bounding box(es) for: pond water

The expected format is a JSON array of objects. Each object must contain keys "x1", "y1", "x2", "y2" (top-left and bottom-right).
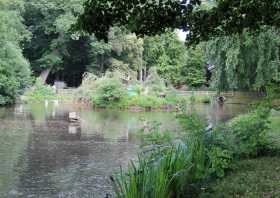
[{"x1": 0, "y1": 100, "x2": 250, "y2": 198}]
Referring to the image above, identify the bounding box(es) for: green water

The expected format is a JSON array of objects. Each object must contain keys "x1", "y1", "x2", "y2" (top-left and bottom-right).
[{"x1": 0, "y1": 101, "x2": 249, "y2": 197}]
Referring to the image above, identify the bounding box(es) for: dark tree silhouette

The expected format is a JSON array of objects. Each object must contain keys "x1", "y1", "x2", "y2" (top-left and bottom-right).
[{"x1": 76, "y1": 0, "x2": 280, "y2": 44}]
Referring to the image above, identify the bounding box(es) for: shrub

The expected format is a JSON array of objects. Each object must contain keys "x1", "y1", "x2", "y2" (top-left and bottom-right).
[
  {"x1": 207, "y1": 146, "x2": 233, "y2": 178},
  {"x1": 200, "y1": 96, "x2": 211, "y2": 104},
  {"x1": 0, "y1": 75, "x2": 19, "y2": 105},
  {"x1": 24, "y1": 78, "x2": 56, "y2": 101},
  {"x1": 188, "y1": 95, "x2": 211, "y2": 104},
  {"x1": 127, "y1": 96, "x2": 168, "y2": 109},
  {"x1": 93, "y1": 78, "x2": 127, "y2": 108},
  {"x1": 138, "y1": 121, "x2": 174, "y2": 146},
  {"x1": 227, "y1": 106, "x2": 270, "y2": 157},
  {"x1": 74, "y1": 72, "x2": 98, "y2": 103},
  {"x1": 178, "y1": 113, "x2": 234, "y2": 179}
]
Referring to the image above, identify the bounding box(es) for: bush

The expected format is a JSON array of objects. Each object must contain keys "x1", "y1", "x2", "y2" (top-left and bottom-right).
[
  {"x1": 93, "y1": 78, "x2": 127, "y2": 108},
  {"x1": 188, "y1": 95, "x2": 211, "y2": 104},
  {"x1": 0, "y1": 75, "x2": 19, "y2": 105},
  {"x1": 227, "y1": 106, "x2": 270, "y2": 157},
  {"x1": 24, "y1": 78, "x2": 56, "y2": 101},
  {"x1": 207, "y1": 146, "x2": 233, "y2": 178},
  {"x1": 74, "y1": 72, "x2": 98, "y2": 103},
  {"x1": 138, "y1": 121, "x2": 174, "y2": 146},
  {"x1": 127, "y1": 96, "x2": 168, "y2": 109},
  {"x1": 0, "y1": 47, "x2": 32, "y2": 105},
  {"x1": 0, "y1": 11, "x2": 32, "y2": 106}
]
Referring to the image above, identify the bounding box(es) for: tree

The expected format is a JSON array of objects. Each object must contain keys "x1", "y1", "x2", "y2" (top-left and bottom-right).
[
  {"x1": 76, "y1": 0, "x2": 280, "y2": 45},
  {"x1": 76, "y1": 0, "x2": 280, "y2": 91},
  {"x1": 144, "y1": 31, "x2": 205, "y2": 87},
  {"x1": 108, "y1": 27, "x2": 144, "y2": 80},
  {"x1": 143, "y1": 31, "x2": 186, "y2": 85},
  {"x1": 0, "y1": 0, "x2": 32, "y2": 105},
  {"x1": 76, "y1": 0, "x2": 199, "y2": 41},
  {"x1": 186, "y1": 0, "x2": 280, "y2": 44},
  {"x1": 23, "y1": 0, "x2": 89, "y2": 85},
  {"x1": 206, "y1": 27, "x2": 280, "y2": 91},
  {"x1": 87, "y1": 37, "x2": 112, "y2": 74},
  {"x1": 23, "y1": 0, "x2": 146, "y2": 86},
  {"x1": 181, "y1": 45, "x2": 206, "y2": 88}
]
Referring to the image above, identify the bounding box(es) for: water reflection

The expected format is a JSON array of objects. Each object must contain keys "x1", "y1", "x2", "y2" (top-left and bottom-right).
[
  {"x1": 0, "y1": 103, "x2": 182, "y2": 198},
  {"x1": 192, "y1": 103, "x2": 249, "y2": 124},
  {"x1": 0, "y1": 100, "x2": 250, "y2": 198}
]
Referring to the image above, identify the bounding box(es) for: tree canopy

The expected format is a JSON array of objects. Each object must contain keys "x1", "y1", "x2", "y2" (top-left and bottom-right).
[
  {"x1": 206, "y1": 27, "x2": 280, "y2": 91},
  {"x1": 77, "y1": 0, "x2": 280, "y2": 44},
  {"x1": 76, "y1": 0, "x2": 196, "y2": 42},
  {"x1": 1, "y1": 0, "x2": 279, "y2": 107}
]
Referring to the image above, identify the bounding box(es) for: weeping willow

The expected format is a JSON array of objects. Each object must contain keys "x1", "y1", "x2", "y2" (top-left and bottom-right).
[{"x1": 206, "y1": 27, "x2": 280, "y2": 91}]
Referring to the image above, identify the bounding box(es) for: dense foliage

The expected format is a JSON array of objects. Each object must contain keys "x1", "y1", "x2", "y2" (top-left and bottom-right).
[
  {"x1": 93, "y1": 78, "x2": 127, "y2": 108},
  {"x1": 144, "y1": 32, "x2": 205, "y2": 87},
  {"x1": 1, "y1": 0, "x2": 280, "y2": 105},
  {"x1": 187, "y1": 0, "x2": 280, "y2": 44},
  {"x1": 77, "y1": 0, "x2": 280, "y2": 45},
  {"x1": 112, "y1": 105, "x2": 273, "y2": 197},
  {"x1": 0, "y1": 0, "x2": 31, "y2": 105},
  {"x1": 0, "y1": 0, "x2": 208, "y2": 103},
  {"x1": 23, "y1": 78, "x2": 57, "y2": 101},
  {"x1": 75, "y1": 0, "x2": 280, "y2": 92},
  {"x1": 76, "y1": 0, "x2": 198, "y2": 41},
  {"x1": 206, "y1": 27, "x2": 280, "y2": 91},
  {"x1": 23, "y1": 0, "x2": 90, "y2": 85}
]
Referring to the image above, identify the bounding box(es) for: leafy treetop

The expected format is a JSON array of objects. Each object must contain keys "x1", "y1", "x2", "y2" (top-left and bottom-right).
[
  {"x1": 76, "y1": 0, "x2": 200, "y2": 42},
  {"x1": 76, "y1": 0, "x2": 280, "y2": 44}
]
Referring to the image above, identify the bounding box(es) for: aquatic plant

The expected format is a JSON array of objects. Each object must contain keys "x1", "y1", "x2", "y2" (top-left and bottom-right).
[
  {"x1": 111, "y1": 106, "x2": 274, "y2": 197},
  {"x1": 112, "y1": 144, "x2": 191, "y2": 198},
  {"x1": 138, "y1": 121, "x2": 174, "y2": 146}
]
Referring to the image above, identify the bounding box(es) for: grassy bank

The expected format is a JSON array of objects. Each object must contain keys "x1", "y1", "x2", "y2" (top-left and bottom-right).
[
  {"x1": 21, "y1": 79, "x2": 212, "y2": 109},
  {"x1": 111, "y1": 106, "x2": 280, "y2": 197},
  {"x1": 200, "y1": 156, "x2": 280, "y2": 198},
  {"x1": 200, "y1": 112, "x2": 280, "y2": 197},
  {"x1": 108, "y1": 95, "x2": 211, "y2": 111}
]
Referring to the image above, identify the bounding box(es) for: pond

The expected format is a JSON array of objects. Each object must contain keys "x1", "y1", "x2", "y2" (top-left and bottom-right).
[{"x1": 0, "y1": 100, "x2": 250, "y2": 198}]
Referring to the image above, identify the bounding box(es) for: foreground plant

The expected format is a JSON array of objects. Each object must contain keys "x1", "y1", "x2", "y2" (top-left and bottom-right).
[
  {"x1": 111, "y1": 103, "x2": 274, "y2": 197},
  {"x1": 112, "y1": 144, "x2": 191, "y2": 198}
]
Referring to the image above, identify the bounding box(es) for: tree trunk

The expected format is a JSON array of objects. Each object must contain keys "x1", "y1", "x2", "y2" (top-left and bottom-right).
[{"x1": 39, "y1": 68, "x2": 52, "y2": 84}]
